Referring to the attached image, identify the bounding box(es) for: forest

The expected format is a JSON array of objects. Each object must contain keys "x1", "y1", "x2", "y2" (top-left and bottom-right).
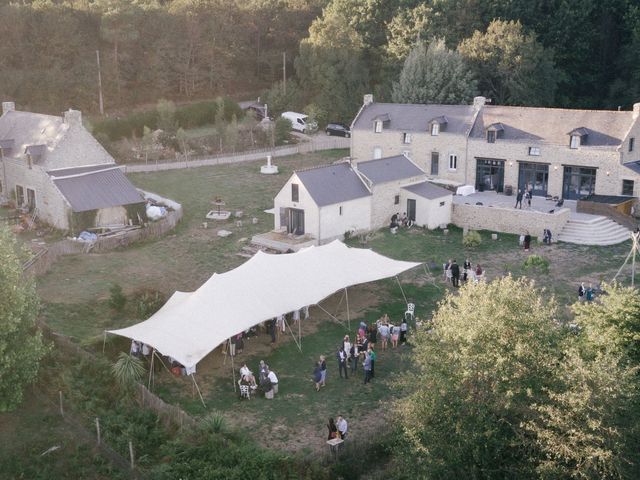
[{"x1": 0, "y1": 0, "x2": 639, "y2": 124}]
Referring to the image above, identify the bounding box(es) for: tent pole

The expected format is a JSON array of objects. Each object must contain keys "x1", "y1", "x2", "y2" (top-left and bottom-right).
[
  {"x1": 422, "y1": 264, "x2": 441, "y2": 291},
  {"x1": 334, "y1": 290, "x2": 345, "y2": 317},
  {"x1": 298, "y1": 315, "x2": 301, "y2": 350},
  {"x1": 612, "y1": 236, "x2": 634, "y2": 283},
  {"x1": 102, "y1": 330, "x2": 107, "y2": 354},
  {"x1": 191, "y1": 374, "x2": 207, "y2": 409},
  {"x1": 396, "y1": 275, "x2": 408, "y2": 305},
  {"x1": 230, "y1": 339, "x2": 237, "y2": 393},
  {"x1": 345, "y1": 288, "x2": 350, "y2": 332},
  {"x1": 222, "y1": 339, "x2": 228, "y2": 366},
  {"x1": 148, "y1": 349, "x2": 155, "y2": 390},
  {"x1": 315, "y1": 303, "x2": 346, "y2": 328},
  {"x1": 284, "y1": 317, "x2": 302, "y2": 352},
  {"x1": 153, "y1": 350, "x2": 171, "y2": 375}
]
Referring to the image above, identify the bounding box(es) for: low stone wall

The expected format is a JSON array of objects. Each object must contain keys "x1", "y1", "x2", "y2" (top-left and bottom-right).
[
  {"x1": 452, "y1": 203, "x2": 571, "y2": 238},
  {"x1": 577, "y1": 199, "x2": 637, "y2": 229}
]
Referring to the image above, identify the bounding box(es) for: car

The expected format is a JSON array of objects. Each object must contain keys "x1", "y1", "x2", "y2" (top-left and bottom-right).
[
  {"x1": 325, "y1": 123, "x2": 351, "y2": 138},
  {"x1": 281, "y1": 111, "x2": 317, "y2": 134}
]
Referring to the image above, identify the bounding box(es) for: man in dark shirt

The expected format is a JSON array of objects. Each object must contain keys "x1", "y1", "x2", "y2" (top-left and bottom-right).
[
  {"x1": 515, "y1": 189, "x2": 523, "y2": 209},
  {"x1": 450, "y1": 259, "x2": 460, "y2": 287}
]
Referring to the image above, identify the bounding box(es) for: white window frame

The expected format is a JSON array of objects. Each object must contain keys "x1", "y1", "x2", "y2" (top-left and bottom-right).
[
  {"x1": 448, "y1": 153, "x2": 457, "y2": 171},
  {"x1": 374, "y1": 121, "x2": 382, "y2": 133},
  {"x1": 431, "y1": 123, "x2": 439, "y2": 136},
  {"x1": 570, "y1": 135, "x2": 580, "y2": 149},
  {"x1": 402, "y1": 132, "x2": 412, "y2": 144},
  {"x1": 487, "y1": 130, "x2": 496, "y2": 143},
  {"x1": 373, "y1": 147, "x2": 382, "y2": 159},
  {"x1": 528, "y1": 147, "x2": 540, "y2": 156}
]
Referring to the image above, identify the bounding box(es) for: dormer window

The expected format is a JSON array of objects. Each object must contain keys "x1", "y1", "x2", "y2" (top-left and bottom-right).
[
  {"x1": 374, "y1": 121, "x2": 383, "y2": 133},
  {"x1": 429, "y1": 116, "x2": 448, "y2": 136},
  {"x1": 528, "y1": 147, "x2": 540, "y2": 156},
  {"x1": 568, "y1": 127, "x2": 588, "y2": 149},
  {"x1": 486, "y1": 123, "x2": 504, "y2": 143},
  {"x1": 372, "y1": 113, "x2": 390, "y2": 133},
  {"x1": 402, "y1": 133, "x2": 412, "y2": 144}
]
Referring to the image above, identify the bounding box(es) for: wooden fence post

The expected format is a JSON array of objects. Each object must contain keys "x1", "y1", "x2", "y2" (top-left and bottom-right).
[
  {"x1": 59, "y1": 391, "x2": 64, "y2": 416},
  {"x1": 95, "y1": 417, "x2": 101, "y2": 445},
  {"x1": 129, "y1": 441, "x2": 135, "y2": 470}
]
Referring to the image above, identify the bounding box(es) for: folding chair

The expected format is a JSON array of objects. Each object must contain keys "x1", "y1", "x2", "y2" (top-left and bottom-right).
[
  {"x1": 405, "y1": 303, "x2": 415, "y2": 322},
  {"x1": 239, "y1": 384, "x2": 251, "y2": 399}
]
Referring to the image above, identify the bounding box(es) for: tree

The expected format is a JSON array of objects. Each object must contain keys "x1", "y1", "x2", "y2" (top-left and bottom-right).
[
  {"x1": 156, "y1": 99, "x2": 176, "y2": 133},
  {"x1": 392, "y1": 39, "x2": 477, "y2": 105},
  {"x1": 458, "y1": 20, "x2": 557, "y2": 106},
  {"x1": 395, "y1": 276, "x2": 640, "y2": 479},
  {"x1": 386, "y1": 4, "x2": 433, "y2": 61},
  {"x1": 0, "y1": 226, "x2": 48, "y2": 411}
]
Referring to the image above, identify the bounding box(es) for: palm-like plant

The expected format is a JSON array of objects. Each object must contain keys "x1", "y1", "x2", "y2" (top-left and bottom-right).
[{"x1": 112, "y1": 352, "x2": 145, "y2": 387}]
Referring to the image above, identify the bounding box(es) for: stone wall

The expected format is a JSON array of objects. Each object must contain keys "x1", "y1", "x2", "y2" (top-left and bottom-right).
[{"x1": 452, "y1": 203, "x2": 571, "y2": 238}]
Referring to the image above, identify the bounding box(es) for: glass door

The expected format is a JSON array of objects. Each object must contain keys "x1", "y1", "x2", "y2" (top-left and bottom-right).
[
  {"x1": 288, "y1": 208, "x2": 305, "y2": 235},
  {"x1": 518, "y1": 163, "x2": 549, "y2": 196},
  {"x1": 475, "y1": 158, "x2": 505, "y2": 192},
  {"x1": 407, "y1": 199, "x2": 416, "y2": 222},
  {"x1": 562, "y1": 166, "x2": 596, "y2": 200}
]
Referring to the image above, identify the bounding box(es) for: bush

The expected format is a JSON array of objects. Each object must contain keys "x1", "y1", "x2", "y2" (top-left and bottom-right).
[
  {"x1": 274, "y1": 117, "x2": 292, "y2": 145},
  {"x1": 462, "y1": 230, "x2": 482, "y2": 248},
  {"x1": 108, "y1": 283, "x2": 127, "y2": 313},
  {"x1": 112, "y1": 352, "x2": 145, "y2": 387},
  {"x1": 131, "y1": 288, "x2": 166, "y2": 319},
  {"x1": 202, "y1": 411, "x2": 227, "y2": 434},
  {"x1": 523, "y1": 254, "x2": 550, "y2": 273}
]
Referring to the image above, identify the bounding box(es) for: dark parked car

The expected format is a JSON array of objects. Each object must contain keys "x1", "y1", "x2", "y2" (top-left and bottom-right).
[{"x1": 325, "y1": 123, "x2": 351, "y2": 137}]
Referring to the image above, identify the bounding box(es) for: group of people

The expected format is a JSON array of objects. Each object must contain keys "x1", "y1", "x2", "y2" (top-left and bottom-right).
[
  {"x1": 519, "y1": 232, "x2": 532, "y2": 251},
  {"x1": 444, "y1": 258, "x2": 483, "y2": 287},
  {"x1": 515, "y1": 186, "x2": 533, "y2": 209},
  {"x1": 239, "y1": 360, "x2": 279, "y2": 399},
  {"x1": 390, "y1": 212, "x2": 413, "y2": 231},
  {"x1": 578, "y1": 282, "x2": 597, "y2": 302},
  {"x1": 327, "y1": 415, "x2": 348, "y2": 441}
]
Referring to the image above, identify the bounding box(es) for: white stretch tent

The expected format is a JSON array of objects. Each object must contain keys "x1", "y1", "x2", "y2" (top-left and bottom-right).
[{"x1": 109, "y1": 240, "x2": 421, "y2": 369}]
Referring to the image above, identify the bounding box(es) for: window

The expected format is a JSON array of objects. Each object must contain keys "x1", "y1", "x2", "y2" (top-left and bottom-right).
[
  {"x1": 630, "y1": 138, "x2": 635, "y2": 153},
  {"x1": 487, "y1": 130, "x2": 496, "y2": 143},
  {"x1": 16, "y1": 185, "x2": 24, "y2": 206},
  {"x1": 373, "y1": 147, "x2": 382, "y2": 159},
  {"x1": 291, "y1": 183, "x2": 299, "y2": 202},
  {"x1": 339, "y1": 206, "x2": 343, "y2": 216},
  {"x1": 431, "y1": 123, "x2": 439, "y2": 136},
  {"x1": 402, "y1": 132, "x2": 412, "y2": 144},
  {"x1": 374, "y1": 121, "x2": 382, "y2": 133},
  {"x1": 448, "y1": 154, "x2": 457, "y2": 171},
  {"x1": 528, "y1": 147, "x2": 540, "y2": 156},
  {"x1": 431, "y1": 152, "x2": 439, "y2": 175},
  {"x1": 394, "y1": 195, "x2": 400, "y2": 205},
  {"x1": 439, "y1": 201, "x2": 446, "y2": 207},
  {"x1": 26, "y1": 188, "x2": 36, "y2": 210},
  {"x1": 570, "y1": 135, "x2": 580, "y2": 149},
  {"x1": 622, "y1": 179, "x2": 634, "y2": 196}
]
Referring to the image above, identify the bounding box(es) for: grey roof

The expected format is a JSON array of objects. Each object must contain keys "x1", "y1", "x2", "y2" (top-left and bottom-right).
[
  {"x1": 402, "y1": 181, "x2": 452, "y2": 200},
  {"x1": 48, "y1": 164, "x2": 114, "y2": 177},
  {"x1": 25, "y1": 144, "x2": 47, "y2": 159},
  {"x1": 50, "y1": 166, "x2": 144, "y2": 212},
  {"x1": 429, "y1": 115, "x2": 448, "y2": 124},
  {"x1": 356, "y1": 155, "x2": 425, "y2": 184},
  {"x1": 470, "y1": 106, "x2": 634, "y2": 147},
  {"x1": 0, "y1": 110, "x2": 66, "y2": 159},
  {"x1": 295, "y1": 163, "x2": 371, "y2": 207},
  {"x1": 568, "y1": 127, "x2": 589, "y2": 136},
  {"x1": 624, "y1": 161, "x2": 640, "y2": 175},
  {"x1": 353, "y1": 103, "x2": 476, "y2": 134}
]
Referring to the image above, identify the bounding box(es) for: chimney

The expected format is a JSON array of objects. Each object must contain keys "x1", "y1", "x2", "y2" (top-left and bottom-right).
[
  {"x1": 2, "y1": 102, "x2": 15, "y2": 115},
  {"x1": 473, "y1": 96, "x2": 486, "y2": 111},
  {"x1": 633, "y1": 103, "x2": 640, "y2": 120},
  {"x1": 363, "y1": 94, "x2": 374, "y2": 106},
  {"x1": 63, "y1": 109, "x2": 82, "y2": 127}
]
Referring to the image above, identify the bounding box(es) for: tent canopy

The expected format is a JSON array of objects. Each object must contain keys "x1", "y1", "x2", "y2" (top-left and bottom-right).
[{"x1": 109, "y1": 240, "x2": 421, "y2": 368}]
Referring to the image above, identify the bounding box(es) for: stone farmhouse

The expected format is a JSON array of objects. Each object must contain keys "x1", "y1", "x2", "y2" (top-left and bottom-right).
[
  {"x1": 0, "y1": 101, "x2": 145, "y2": 232},
  {"x1": 270, "y1": 155, "x2": 452, "y2": 244},
  {"x1": 351, "y1": 95, "x2": 640, "y2": 201}
]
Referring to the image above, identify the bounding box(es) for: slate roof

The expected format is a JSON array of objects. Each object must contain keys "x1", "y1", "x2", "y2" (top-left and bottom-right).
[
  {"x1": 402, "y1": 181, "x2": 452, "y2": 200},
  {"x1": 48, "y1": 164, "x2": 114, "y2": 177},
  {"x1": 356, "y1": 155, "x2": 425, "y2": 184},
  {"x1": 0, "y1": 110, "x2": 67, "y2": 159},
  {"x1": 623, "y1": 161, "x2": 640, "y2": 175},
  {"x1": 470, "y1": 106, "x2": 633, "y2": 147},
  {"x1": 353, "y1": 103, "x2": 476, "y2": 134},
  {"x1": 295, "y1": 162, "x2": 371, "y2": 207},
  {"x1": 49, "y1": 166, "x2": 144, "y2": 212}
]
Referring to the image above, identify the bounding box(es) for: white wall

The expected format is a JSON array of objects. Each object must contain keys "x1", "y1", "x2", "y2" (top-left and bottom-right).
[
  {"x1": 318, "y1": 196, "x2": 371, "y2": 242},
  {"x1": 273, "y1": 172, "x2": 320, "y2": 238},
  {"x1": 402, "y1": 194, "x2": 452, "y2": 229}
]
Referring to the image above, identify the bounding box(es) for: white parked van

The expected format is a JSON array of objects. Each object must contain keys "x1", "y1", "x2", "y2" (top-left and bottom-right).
[{"x1": 280, "y1": 111, "x2": 317, "y2": 134}]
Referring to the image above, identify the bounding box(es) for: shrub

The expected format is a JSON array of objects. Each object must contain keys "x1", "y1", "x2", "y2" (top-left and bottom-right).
[
  {"x1": 131, "y1": 288, "x2": 166, "y2": 319},
  {"x1": 462, "y1": 230, "x2": 482, "y2": 248},
  {"x1": 274, "y1": 117, "x2": 292, "y2": 145},
  {"x1": 202, "y1": 411, "x2": 227, "y2": 434},
  {"x1": 108, "y1": 283, "x2": 127, "y2": 313},
  {"x1": 523, "y1": 254, "x2": 550, "y2": 273}
]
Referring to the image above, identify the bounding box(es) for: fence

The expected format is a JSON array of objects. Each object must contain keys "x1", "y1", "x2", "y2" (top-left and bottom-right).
[
  {"x1": 22, "y1": 197, "x2": 183, "y2": 276},
  {"x1": 124, "y1": 137, "x2": 350, "y2": 173},
  {"x1": 139, "y1": 383, "x2": 197, "y2": 430}
]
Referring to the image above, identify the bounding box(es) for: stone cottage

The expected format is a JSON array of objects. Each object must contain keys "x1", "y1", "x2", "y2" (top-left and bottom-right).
[{"x1": 0, "y1": 102, "x2": 145, "y2": 232}]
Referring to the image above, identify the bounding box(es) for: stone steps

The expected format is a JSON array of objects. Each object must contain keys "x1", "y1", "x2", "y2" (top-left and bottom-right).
[{"x1": 557, "y1": 215, "x2": 632, "y2": 246}]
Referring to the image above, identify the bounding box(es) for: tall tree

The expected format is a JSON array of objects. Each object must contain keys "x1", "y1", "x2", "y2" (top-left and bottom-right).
[
  {"x1": 0, "y1": 226, "x2": 48, "y2": 412},
  {"x1": 458, "y1": 19, "x2": 558, "y2": 106},
  {"x1": 392, "y1": 39, "x2": 477, "y2": 105},
  {"x1": 385, "y1": 4, "x2": 433, "y2": 61}
]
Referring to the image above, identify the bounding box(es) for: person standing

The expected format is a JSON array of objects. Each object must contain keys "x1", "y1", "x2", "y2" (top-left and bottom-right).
[
  {"x1": 327, "y1": 418, "x2": 338, "y2": 440},
  {"x1": 450, "y1": 259, "x2": 460, "y2": 287},
  {"x1": 320, "y1": 355, "x2": 327, "y2": 387},
  {"x1": 369, "y1": 345, "x2": 376, "y2": 378},
  {"x1": 363, "y1": 351, "x2": 372, "y2": 384},
  {"x1": 337, "y1": 346, "x2": 348, "y2": 379},
  {"x1": 267, "y1": 369, "x2": 279, "y2": 394},
  {"x1": 578, "y1": 282, "x2": 586, "y2": 301},
  {"x1": 269, "y1": 318, "x2": 277, "y2": 343},
  {"x1": 523, "y1": 232, "x2": 531, "y2": 251},
  {"x1": 342, "y1": 335, "x2": 351, "y2": 358},
  {"x1": 515, "y1": 189, "x2": 523, "y2": 209},
  {"x1": 378, "y1": 321, "x2": 390, "y2": 351},
  {"x1": 350, "y1": 341, "x2": 359, "y2": 373},
  {"x1": 586, "y1": 283, "x2": 594, "y2": 301},
  {"x1": 336, "y1": 415, "x2": 348, "y2": 440},
  {"x1": 526, "y1": 186, "x2": 532, "y2": 208},
  {"x1": 313, "y1": 362, "x2": 322, "y2": 391},
  {"x1": 391, "y1": 324, "x2": 400, "y2": 348},
  {"x1": 463, "y1": 258, "x2": 472, "y2": 282},
  {"x1": 400, "y1": 320, "x2": 408, "y2": 344}
]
